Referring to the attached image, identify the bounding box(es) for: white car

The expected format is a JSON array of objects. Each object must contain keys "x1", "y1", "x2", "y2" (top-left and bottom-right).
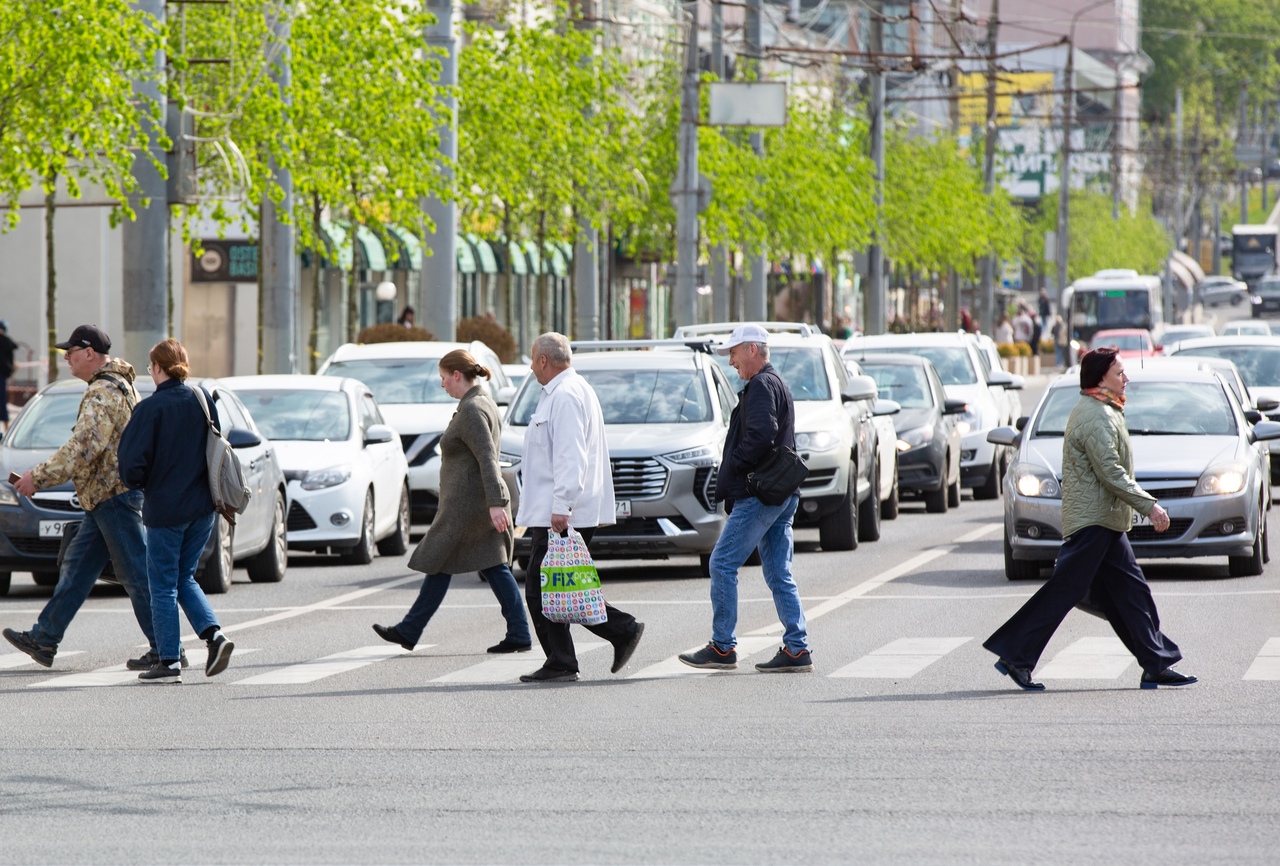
[
  {"x1": 969, "y1": 333, "x2": 1024, "y2": 424},
  {"x1": 844, "y1": 332, "x2": 1020, "y2": 499},
  {"x1": 673, "y1": 322, "x2": 884, "y2": 548},
  {"x1": 317, "y1": 341, "x2": 514, "y2": 524},
  {"x1": 1221, "y1": 320, "x2": 1273, "y2": 337},
  {"x1": 220, "y1": 375, "x2": 410, "y2": 564},
  {"x1": 845, "y1": 357, "x2": 903, "y2": 518}
]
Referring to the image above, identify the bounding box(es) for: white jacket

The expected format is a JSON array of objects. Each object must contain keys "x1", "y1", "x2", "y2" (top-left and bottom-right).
[{"x1": 515, "y1": 367, "x2": 615, "y2": 528}]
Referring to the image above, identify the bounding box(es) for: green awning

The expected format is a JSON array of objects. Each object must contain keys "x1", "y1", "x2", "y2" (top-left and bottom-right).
[
  {"x1": 505, "y1": 241, "x2": 528, "y2": 275},
  {"x1": 320, "y1": 220, "x2": 388, "y2": 270},
  {"x1": 467, "y1": 234, "x2": 499, "y2": 274},
  {"x1": 388, "y1": 225, "x2": 422, "y2": 270},
  {"x1": 456, "y1": 234, "x2": 477, "y2": 274},
  {"x1": 319, "y1": 219, "x2": 352, "y2": 270},
  {"x1": 543, "y1": 242, "x2": 569, "y2": 277},
  {"x1": 522, "y1": 241, "x2": 543, "y2": 275}
]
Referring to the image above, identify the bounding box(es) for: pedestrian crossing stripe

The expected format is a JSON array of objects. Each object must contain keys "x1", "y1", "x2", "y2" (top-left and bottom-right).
[
  {"x1": 1243, "y1": 638, "x2": 1280, "y2": 680},
  {"x1": 27, "y1": 649, "x2": 262, "y2": 688},
  {"x1": 431, "y1": 642, "x2": 608, "y2": 683},
  {"x1": 829, "y1": 638, "x2": 971, "y2": 678},
  {"x1": 0, "y1": 651, "x2": 83, "y2": 670},
  {"x1": 627, "y1": 636, "x2": 781, "y2": 679},
  {"x1": 1036, "y1": 636, "x2": 1134, "y2": 679},
  {"x1": 233, "y1": 645, "x2": 432, "y2": 685}
]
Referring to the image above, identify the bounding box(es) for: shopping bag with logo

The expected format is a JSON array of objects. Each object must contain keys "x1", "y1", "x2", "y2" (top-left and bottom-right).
[{"x1": 540, "y1": 529, "x2": 608, "y2": 625}]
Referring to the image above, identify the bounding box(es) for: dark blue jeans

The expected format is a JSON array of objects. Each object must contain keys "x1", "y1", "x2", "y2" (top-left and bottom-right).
[
  {"x1": 398, "y1": 563, "x2": 531, "y2": 646},
  {"x1": 30, "y1": 489, "x2": 156, "y2": 650},
  {"x1": 147, "y1": 512, "x2": 219, "y2": 662}
]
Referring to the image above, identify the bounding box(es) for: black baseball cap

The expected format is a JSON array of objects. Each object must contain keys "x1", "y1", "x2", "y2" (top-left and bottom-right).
[{"x1": 55, "y1": 324, "x2": 111, "y2": 354}]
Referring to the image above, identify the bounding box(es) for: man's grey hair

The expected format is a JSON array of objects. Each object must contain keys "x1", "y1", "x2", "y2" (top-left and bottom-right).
[
  {"x1": 748, "y1": 341, "x2": 769, "y2": 360},
  {"x1": 533, "y1": 332, "x2": 572, "y2": 366}
]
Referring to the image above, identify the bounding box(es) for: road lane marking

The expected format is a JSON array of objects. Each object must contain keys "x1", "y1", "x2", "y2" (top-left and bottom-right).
[
  {"x1": 829, "y1": 637, "x2": 972, "y2": 679},
  {"x1": 26, "y1": 650, "x2": 261, "y2": 688},
  {"x1": 0, "y1": 651, "x2": 83, "y2": 670},
  {"x1": 628, "y1": 636, "x2": 780, "y2": 679},
  {"x1": 1037, "y1": 636, "x2": 1134, "y2": 679},
  {"x1": 233, "y1": 644, "x2": 434, "y2": 685},
  {"x1": 432, "y1": 643, "x2": 608, "y2": 683},
  {"x1": 1243, "y1": 638, "x2": 1280, "y2": 680}
]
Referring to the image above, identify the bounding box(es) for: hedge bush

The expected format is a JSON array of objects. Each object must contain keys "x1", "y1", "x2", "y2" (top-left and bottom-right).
[
  {"x1": 457, "y1": 316, "x2": 519, "y2": 363},
  {"x1": 1015, "y1": 341, "x2": 1033, "y2": 357},
  {"x1": 995, "y1": 342, "x2": 1018, "y2": 358},
  {"x1": 357, "y1": 323, "x2": 435, "y2": 343}
]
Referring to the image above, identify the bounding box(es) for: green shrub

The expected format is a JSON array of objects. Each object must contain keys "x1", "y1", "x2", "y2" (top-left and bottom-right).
[
  {"x1": 357, "y1": 323, "x2": 435, "y2": 343},
  {"x1": 457, "y1": 316, "x2": 519, "y2": 363},
  {"x1": 1015, "y1": 341, "x2": 1033, "y2": 357},
  {"x1": 1039, "y1": 338, "x2": 1055, "y2": 355}
]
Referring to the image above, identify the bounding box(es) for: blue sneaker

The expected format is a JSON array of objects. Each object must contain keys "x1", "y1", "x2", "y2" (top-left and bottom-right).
[
  {"x1": 678, "y1": 642, "x2": 738, "y2": 670},
  {"x1": 755, "y1": 646, "x2": 814, "y2": 673}
]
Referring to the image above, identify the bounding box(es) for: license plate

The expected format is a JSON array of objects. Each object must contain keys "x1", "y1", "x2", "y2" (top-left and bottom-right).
[
  {"x1": 1131, "y1": 512, "x2": 1150, "y2": 527},
  {"x1": 615, "y1": 500, "x2": 631, "y2": 519},
  {"x1": 39, "y1": 519, "x2": 77, "y2": 538}
]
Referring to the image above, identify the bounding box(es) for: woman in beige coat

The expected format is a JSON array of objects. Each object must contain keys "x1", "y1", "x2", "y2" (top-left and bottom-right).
[{"x1": 373, "y1": 349, "x2": 531, "y2": 653}]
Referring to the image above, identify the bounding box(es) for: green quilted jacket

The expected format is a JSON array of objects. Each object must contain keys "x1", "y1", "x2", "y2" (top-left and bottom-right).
[{"x1": 1060, "y1": 393, "x2": 1157, "y2": 539}]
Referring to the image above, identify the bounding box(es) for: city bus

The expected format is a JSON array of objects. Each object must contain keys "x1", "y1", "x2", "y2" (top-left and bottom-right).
[{"x1": 1061, "y1": 270, "x2": 1165, "y2": 360}]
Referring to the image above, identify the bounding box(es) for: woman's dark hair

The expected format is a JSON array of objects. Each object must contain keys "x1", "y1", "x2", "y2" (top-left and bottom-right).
[
  {"x1": 439, "y1": 348, "x2": 491, "y2": 381},
  {"x1": 149, "y1": 338, "x2": 190, "y2": 382},
  {"x1": 1079, "y1": 346, "x2": 1120, "y2": 389},
  {"x1": 397, "y1": 306, "x2": 415, "y2": 325}
]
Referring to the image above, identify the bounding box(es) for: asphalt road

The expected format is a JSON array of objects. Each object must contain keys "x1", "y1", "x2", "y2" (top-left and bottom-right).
[{"x1": 2, "y1": 351, "x2": 1279, "y2": 864}]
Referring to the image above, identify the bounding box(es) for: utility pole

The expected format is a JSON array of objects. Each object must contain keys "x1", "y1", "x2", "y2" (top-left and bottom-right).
[
  {"x1": 979, "y1": 0, "x2": 1000, "y2": 335},
  {"x1": 1055, "y1": 34, "x2": 1075, "y2": 301},
  {"x1": 1262, "y1": 102, "x2": 1270, "y2": 214},
  {"x1": 122, "y1": 0, "x2": 167, "y2": 369},
  {"x1": 744, "y1": 0, "x2": 768, "y2": 321},
  {"x1": 573, "y1": 0, "x2": 600, "y2": 340},
  {"x1": 944, "y1": 0, "x2": 961, "y2": 331},
  {"x1": 709, "y1": 0, "x2": 730, "y2": 323},
  {"x1": 865, "y1": 0, "x2": 886, "y2": 335},
  {"x1": 261, "y1": 5, "x2": 296, "y2": 374},
  {"x1": 1175, "y1": 87, "x2": 1184, "y2": 248},
  {"x1": 673, "y1": 0, "x2": 700, "y2": 329},
  {"x1": 1240, "y1": 79, "x2": 1250, "y2": 225},
  {"x1": 422, "y1": 0, "x2": 458, "y2": 341}
]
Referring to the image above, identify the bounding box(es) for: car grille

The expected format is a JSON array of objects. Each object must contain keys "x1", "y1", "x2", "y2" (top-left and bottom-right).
[
  {"x1": 287, "y1": 501, "x2": 318, "y2": 531},
  {"x1": 1014, "y1": 520, "x2": 1062, "y2": 541},
  {"x1": 612, "y1": 458, "x2": 668, "y2": 499},
  {"x1": 693, "y1": 466, "x2": 718, "y2": 512},
  {"x1": 1128, "y1": 518, "x2": 1193, "y2": 542},
  {"x1": 10, "y1": 537, "x2": 62, "y2": 556},
  {"x1": 800, "y1": 467, "x2": 837, "y2": 490},
  {"x1": 30, "y1": 497, "x2": 82, "y2": 514},
  {"x1": 403, "y1": 434, "x2": 442, "y2": 468},
  {"x1": 1141, "y1": 483, "x2": 1197, "y2": 500}
]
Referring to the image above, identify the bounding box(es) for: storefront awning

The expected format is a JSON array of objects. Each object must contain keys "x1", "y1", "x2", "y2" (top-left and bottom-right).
[
  {"x1": 355, "y1": 226, "x2": 388, "y2": 271},
  {"x1": 456, "y1": 235, "x2": 477, "y2": 274},
  {"x1": 388, "y1": 225, "x2": 423, "y2": 270},
  {"x1": 504, "y1": 241, "x2": 528, "y2": 275},
  {"x1": 544, "y1": 242, "x2": 569, "y2": 277},
  {"x1": 522, "y1": 241, "x2": 544, "y2": 276},
  {"x1": 468, "y1": 234, "x2": 499, "y2": 274},
  {"x1": 319, "y1": 219, "x2": 388, "y2": 271}
]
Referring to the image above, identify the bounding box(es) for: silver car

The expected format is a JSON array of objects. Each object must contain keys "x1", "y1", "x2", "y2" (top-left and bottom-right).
[
  {"x1": 501, "y1": 343, "x2": 735, "y2": 576},
  {"x1": 989, "y1": 365, "x2": 1280, "y2": 580}
]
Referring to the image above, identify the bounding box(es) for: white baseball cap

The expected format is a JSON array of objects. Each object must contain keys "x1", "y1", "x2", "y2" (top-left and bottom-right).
[{"x1": 714, "y1": 323, "x2": 771, "y2": 355}]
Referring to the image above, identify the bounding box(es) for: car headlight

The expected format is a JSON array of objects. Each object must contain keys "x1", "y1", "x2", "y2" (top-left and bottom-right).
[
  {"x1": 1195, "y1": 462, "x2": 1248, "y2": 496},
  {"x1": 1251, "y1": 295, "x2": 1263, "y2": 305},
  {"x1": 795, "y1": 431, "x2": 840, "y2": 452},
  {"x1": 662, "y1": 445, "x2": 718, "y2": 466},
  {"x1": 300, "y1": 465, "x2": 352, "y2": 490},
  {"x1": 896, "y1": 425, "x2": 933, "y2": 452},
  {"x1": 1013, "y1": 465, "x2": 1061, "y2": 498},
  {"x1": 955, "y1": 407, "x2": 982, "y2": 436},
  {"x1": 499, "y1": 451, "x2": 521, "y2": 469},
  {"x1": 0, "y1": 482, "x2": 19, "y2": 507}
]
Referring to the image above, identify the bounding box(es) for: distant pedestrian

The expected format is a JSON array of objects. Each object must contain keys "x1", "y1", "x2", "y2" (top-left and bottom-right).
[
  {"x1": 983, "y1": 347, "x2": 1195, "y2": 691},
  {"x1": 0, "y1": 319, "x2": 16, "y2": 433},
  {"x1": 515, "y1": 332, "x2": 644, "y2": 683},
  {"x1": 995, "y1": 314, "x2": 1014, "y2": 345},
  {"x1": 117, "y1": 339, "x2": 234, "y2": 684},
  {"x1": 1038, "y1": 288, "x2": 1052, "y2": 323},
  {"x1": 1013, "y1": 305, "x2": 1034, "y2": 345},
  {"x1": 679, "y1": 324, "x2": 812, "y2": 673},
  {"x1": 960, "y1": 308, "x2": 975, "y2": 334},
  {"x1": 397, "y1": 306, "x2": 415, "y2": 328},
  {"x1": 372, "y1": 348, "x2": 531, "y2": 654},
  {"x1": 1052, "y1": 315, "x2": 1069, "y2": 369},
  {"x1": 3, "y1": 325, "x2": 161, "y2": 670}
]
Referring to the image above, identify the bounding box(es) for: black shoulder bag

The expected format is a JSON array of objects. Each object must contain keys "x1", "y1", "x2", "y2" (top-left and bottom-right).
[{"x1": 743, "y1": 374, "x2": 808, "y2": 506}]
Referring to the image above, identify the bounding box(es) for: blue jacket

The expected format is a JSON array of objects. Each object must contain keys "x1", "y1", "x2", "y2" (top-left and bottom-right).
[
  {"x1": 714, "y1": 362, "x2": 797, "y2": 506},
  {"x1": 117, "y1": 378, "x2": 218, "y2": 527}
]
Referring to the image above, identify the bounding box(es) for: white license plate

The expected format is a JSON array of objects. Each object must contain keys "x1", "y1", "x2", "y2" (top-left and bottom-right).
[
  {"x1": 1131, "y1": 512, "x2": 1150, "y2": 527},
  {"x1": 615, "y1": 500, "x2": 631, "y2": 519},
  {"x1": 39, "y1": 519, "x2": 77, "y2": 538}
]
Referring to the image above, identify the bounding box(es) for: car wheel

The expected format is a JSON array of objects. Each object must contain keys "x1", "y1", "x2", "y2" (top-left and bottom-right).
[
  {"x1": 247, "y1": 492, "x2": 288, "y2": 583},
  {"x1": 340, "y1": 492, "x2": 376, "y2": 565},
  {"x1": 516, "y1": 556, "x2": 530, "y2": 580},
  {"x1": 32, "y1": 571, "x2": 59, "y2": 587},
  {"x1": 925, "y1": 460, "x2": 949, "y2": 514},
  {"x1": 818, "y1": 464, "x2": 858, "y2": 551},
  {"x1": 196, "y1": 516, "x2": 234, "y2": 594},
  {"x1": 880, "y1": 457, "x2": 900, "y2": 521},
  {"x1": 1232, "y1": 293, "x2": 1244, "y2": 306},
  {"x1": 857, "y1": 458, "x2": 881, "y2": 542},
  {"x1": 699, "y1": 553, "x2": 712, "y2": 577},
  {"x1": 1004, "y1": 530, "x2": 1046, "y2": 581},
  {"x1": 0, "y1": 571, "x2": 9, "y2": 596},
  {"x1": 973, "y1": 457, "x2": 1001, "y2": 500},
  {"x1": 1229, "y1": 508, "x2": 1266, "y2": 577},
  {"x1": 376, "y1": 484, "x2": 411, "y2": 556},
  {"x1": 947, "y1": 472, "x2": 962, "y2": 509}
]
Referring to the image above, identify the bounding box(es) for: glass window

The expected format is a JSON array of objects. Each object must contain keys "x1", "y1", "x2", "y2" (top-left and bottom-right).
[
  {"x1": 1033, "y1": 382, "x2": 1236, "y2": 437},
  {"x1": 861, "y1": 364, "x2": 932, "y2": 409},
  {"x1": 712, "y1": 347, "x2": 832, "y2": 401},
  {"x1": 1175, "y1": 346, "x2": 1280, "y2": 388},
  {"x1": 233, "y1": 390, "x2": 353, "y2": 442},
  {"x1": 509, "y1": 369, "x2": 713, "y2": 425},
  {"x1": 359, "y1": 394, "x2": 383, "y2": 432},
  {"x1": 1093, "y1": 333, "x2": 1149, "y2": 351},
  {"x1": 4, "y1": 392, "x2": 83, "y2": 450},
  {"x1": 322, "y1": 358, "x2": 453, "y2": 405},
  {"x1": 855, "y1": 346, "x2": 977, "y2": 386}
]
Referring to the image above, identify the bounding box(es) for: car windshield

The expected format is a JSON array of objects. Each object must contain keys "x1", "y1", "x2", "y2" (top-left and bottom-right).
[
  {"x1": 509, "y1": 369, "x2": 712, "y2": 425},
  {"x1": 1033, "y1": 382, "x2": 1236, "y2": 437},
  {"x1": 1094, "y1": 333, "x2": 1148, "y2": 351},
  {"x1": 1173, "y1": 345, "x2": 1280, "y2": 388},
  {"x1": 1223, "y1": 322, "x2": 1270, "y2": 335},
  {"x1": 712, "y1": 347, "x2": 831, "y2": 401},
  {"x1": 850, "y1": 346, "x2": 977, "y2": 386},
  {"x1": 322, "y1": 358, "x2": 453, "y2": 404},
  {"x1": 1159, "y1": 327, "x2": 1212, "y2": 342},
  {"x1": 4, "y1": 391, "x2": 83, "y2": 450},
  {"x1": 1258, "y1": 280, "x2": 1280, "y2": 294},
  {"x1": 233, "y1": 390, "x2": 352, "y2": 441},
  {"x1": 862, "y1": 364, "x2": 932, "y2": 409}
]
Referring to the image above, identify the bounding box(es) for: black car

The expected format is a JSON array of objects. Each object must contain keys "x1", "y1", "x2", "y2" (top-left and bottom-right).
[
  {"x1": 858, "y1": 354, "x2": 966, "y2": 513},
  {"x1": 1252, "y1": 275, "x2": 1280, "y2": 317}
]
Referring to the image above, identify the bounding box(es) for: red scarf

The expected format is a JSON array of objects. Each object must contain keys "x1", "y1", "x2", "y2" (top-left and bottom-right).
[{"x1": 1083, "y1": 386, "x2": 1125, "y2": 411}]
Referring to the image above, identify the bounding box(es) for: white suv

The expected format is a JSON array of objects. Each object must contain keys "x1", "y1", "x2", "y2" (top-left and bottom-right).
[{"x1": 673, "y1": 323, "x2": 883, "y2": 550}]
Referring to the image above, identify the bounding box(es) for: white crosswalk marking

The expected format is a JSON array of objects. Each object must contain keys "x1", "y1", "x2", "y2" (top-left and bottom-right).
[
  {"x1": 0, "y1": 651, "x2": 83, "y2": 670},
  {"x1": 25, "y1": 649, "x2": 260, "y2": 688},
  {"x1": 829, "y1": 638, "x2": 971, "y2": 679},
  {"x1": 1036, "y1": 636, "x2": 1134, "y2": 679},
  {"x1": 628, "y1": 636, "x2": 780, "y2": 679},
  {"x1": 432, "y1": 643, "x2": 608, "y2": 683},
  {"x1": 1243, "y1": 638, "x2": 1280, "y2": 680},
  {"x1": 233, "y1": 645, "x2": 433, "y2": 685}
]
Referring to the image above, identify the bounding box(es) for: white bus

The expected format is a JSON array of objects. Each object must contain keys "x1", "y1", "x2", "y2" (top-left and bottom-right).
[{"x1": 1061, "y1": 270, "x2": 1165, "y2": 360}]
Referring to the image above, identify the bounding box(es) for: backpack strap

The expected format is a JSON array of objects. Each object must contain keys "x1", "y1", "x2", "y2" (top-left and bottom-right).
[
  {"x1": 189, "y1": 384, "x2": 222, "y2": 439},
  {"x1": 89, "y1": 370, "x2": 137, "y2": 413}
]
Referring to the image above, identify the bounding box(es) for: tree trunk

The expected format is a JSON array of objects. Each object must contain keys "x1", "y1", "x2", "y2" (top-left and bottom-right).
[
  {"x1": 347, "y1": 186, "x2": 361, "y2": 342},
  {"x1": 309, "y1": 195, "x2": 324, "y2": 373},
  {"x1": 45, "y1": 175, "x2": 57, "y2": 382},
  {"x1": 537, "y1": 211, "x2": 548, "y2": 334}
]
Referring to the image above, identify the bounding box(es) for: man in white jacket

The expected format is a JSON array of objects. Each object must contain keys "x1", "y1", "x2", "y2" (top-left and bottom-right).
[{"x1": 515, "y1": 332, "x2": 645, "y2": 682}]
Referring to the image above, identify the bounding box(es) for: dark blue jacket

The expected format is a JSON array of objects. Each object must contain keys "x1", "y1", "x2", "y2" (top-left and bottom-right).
[
  {"x1": 714, "y1": 362, "x2": 797, "y2": 506},
  {"x1": 117, "y1": 378, "x2": 218, "y2": 528}
]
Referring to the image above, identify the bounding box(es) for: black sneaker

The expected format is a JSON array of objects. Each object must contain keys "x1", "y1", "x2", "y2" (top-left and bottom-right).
[
  {"x1": 518, "y1": 667, "x2": 579, "y2": 683},
  {"x1": 611, "y1": 622, "x2": 645, "y2": 674},
  {"x1": 138, "y1": 662, "x2": 182, "y2": 684},
  {"x1": 126, "y1": 647, "x2": 190, "y2": 671},
  {"x1": 755, "y1": 646, "x2": 814, "y2": 673},
  {"x1": 3, "y1": 628, "x2": 56, "y2": 668},
  {"x1": 678, "y1": 642, "x2": 738, "y2": 670},
  {"x1": 1140, "y1": 667, "x2": 1198, "y2": 689},
  {"x1": 205, "y1": 634, "x2": 235, "y2": 677}
]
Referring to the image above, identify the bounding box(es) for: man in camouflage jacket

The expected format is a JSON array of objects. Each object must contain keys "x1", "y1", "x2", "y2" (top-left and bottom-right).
[{"x1": 3, "y1": 325, "x2": 166, "y2": 670}]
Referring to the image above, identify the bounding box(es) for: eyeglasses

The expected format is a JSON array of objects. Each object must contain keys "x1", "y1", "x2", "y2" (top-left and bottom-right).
[{"x1": 65, "y1": 346, "x2": 87, "y2": 358}]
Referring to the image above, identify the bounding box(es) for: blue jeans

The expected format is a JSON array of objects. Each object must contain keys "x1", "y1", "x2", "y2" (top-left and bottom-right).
[
  {"x1": 31, "y1": 490, "x2": 156, "y2": 650},
  {"x1": 398, "y1": 563, "x2": 531, "y2": 646},
  {"x1": 147, "y1": 512, "x2": 219, "y2": 662},
  {"x1": 708, "y1": 494, "x2": 808, "y2": 653}
]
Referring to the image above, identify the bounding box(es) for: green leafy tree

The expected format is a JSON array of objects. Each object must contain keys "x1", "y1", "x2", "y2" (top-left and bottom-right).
[{"x1": 1028, "y1": 191, "x2": 1172, "y2": 281}]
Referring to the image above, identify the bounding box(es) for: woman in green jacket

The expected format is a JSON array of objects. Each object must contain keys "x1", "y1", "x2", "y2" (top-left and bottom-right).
[{"x1": 984, "y1": 347, "x2": 1196, "y2": 691}]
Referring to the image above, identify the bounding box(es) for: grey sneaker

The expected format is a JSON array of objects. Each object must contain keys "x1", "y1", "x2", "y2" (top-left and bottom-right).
[
  {"x1": 3, "y1": 628, "x2": 56, "y2": 668},
  {"x1": 205, "y1": 633, "x2": 234, "y2": 677},
  {"x1": 678, "y1": 642, "x2": 738, "y2": 670},
  {"x1": 126, "y1": 648, "x2": 190, "y2": 671},
  {"x1": 755, "y1": 646, "x2": 814, "y2": 673},
  {"x1": 138, "y1": 662, "x2": 182, "y2": 684}
]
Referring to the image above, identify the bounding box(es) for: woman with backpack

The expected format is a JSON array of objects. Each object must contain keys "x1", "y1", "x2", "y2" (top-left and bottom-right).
[{"x1": 117, "y1": 339, "x2": 234, "y2": 684}]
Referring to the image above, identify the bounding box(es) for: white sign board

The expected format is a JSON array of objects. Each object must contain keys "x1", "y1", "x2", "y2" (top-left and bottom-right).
[{"x1": 708, "y1": 82, "x2": 787, "y2": 127}]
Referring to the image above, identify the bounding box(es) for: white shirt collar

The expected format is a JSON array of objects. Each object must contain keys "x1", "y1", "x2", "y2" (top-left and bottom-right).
[{"x1": 542, "y1": 366, "x2": 575, "y2": 395}]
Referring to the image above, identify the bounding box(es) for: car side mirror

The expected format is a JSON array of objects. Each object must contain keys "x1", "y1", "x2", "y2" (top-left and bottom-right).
[
  {"x1": 872, "y1": 398, "x2": 900, "y2": 417},
  {"x1": 1251, "y1": 420, "x2": 1280, "y2": 443},
  {"x1": 942, "y1": 398, "x2": 968, "y2": 415},
  {"x1": 1015, "y1": 415, "x2": 1029, "y2": 431},
  {"x1": 495, "y1": 385, "x2": 516, "y2": 406},
  {"x1": 1246, "y1": 410, "x2": 1263, "y2": 425},
  {"x1": 363, "y1": 423, "x2": 395, "y2": 446},
  {"x1": 987, "y1": 370, "x2": 1015, "y2": 388},
  {"x1": 1257, "y1": 397, "x2": 1280, "y2": 413},
  {"x1": 987, "y1": 425, "x2": 1019, "y2": 446},
  {"x1": 226, "y1": 427, "x2": 262, "y2": 449},
  {"x1": 841, "y1": 375, "x2": 878, "y2": 403}
]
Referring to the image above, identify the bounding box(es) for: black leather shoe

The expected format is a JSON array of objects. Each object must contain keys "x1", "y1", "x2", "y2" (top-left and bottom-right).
[
  {"x1": 1140, "y1": 667, "x2": 1198, "y2": 689},
  {"x1": 372, "y1": 623, "x2": 415, "y2": 651},
  {"x1": 487, "y1": 639, "x2": 533, "y2": 654},
  {"x1": 994, "y1": 658, "x2": 1045, "y2": 691},
  {"x1": 519, "y1": 667, "x2": 579, "y2": 683},
  {"x1": 611, "y1": 622, "x2": 645, "y2": 674}
]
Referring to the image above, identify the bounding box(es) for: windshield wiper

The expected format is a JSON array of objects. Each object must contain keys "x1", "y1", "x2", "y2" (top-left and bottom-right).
[{"x1": 1128, "y1": 430, "x2": 1202, "y2": 436}]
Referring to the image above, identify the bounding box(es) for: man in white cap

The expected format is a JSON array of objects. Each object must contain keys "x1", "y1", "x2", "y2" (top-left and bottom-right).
[{"x1": 679, "y1": 323, "x2": 813, "y2": 672}]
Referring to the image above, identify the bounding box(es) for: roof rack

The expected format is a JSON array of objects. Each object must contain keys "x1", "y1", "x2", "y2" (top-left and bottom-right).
[
  {"x1": 672, "y1": 321, "x2": 818, "y2": 338},
  {"x1": 569, "y1": 339, "x2": 715, "y2": 354}
]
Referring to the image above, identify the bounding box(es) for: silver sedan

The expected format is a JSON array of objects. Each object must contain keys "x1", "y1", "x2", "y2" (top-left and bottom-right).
[{"x1": 988, "y1": 365, "x2": 1280, "y2": 580}]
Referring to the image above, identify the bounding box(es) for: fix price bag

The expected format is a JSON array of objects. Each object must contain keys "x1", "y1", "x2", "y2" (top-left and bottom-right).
[{"x1": 540, "y1": 529, "x2": 608, "y2": 625}]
